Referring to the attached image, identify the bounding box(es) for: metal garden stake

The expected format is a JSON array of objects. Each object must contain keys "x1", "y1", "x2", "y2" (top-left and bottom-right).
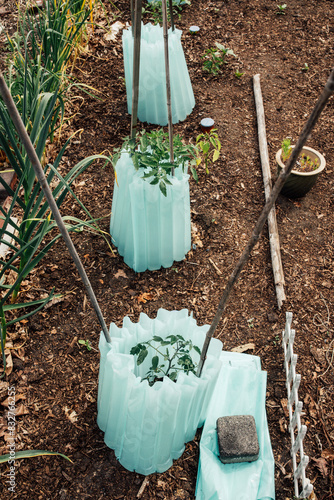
[
  {"x1": 162, "y1": 0, "x2": 174, "y2": 175},
  {"x1": 130, "y1": 0, "x2": 142, "y2": 139}
]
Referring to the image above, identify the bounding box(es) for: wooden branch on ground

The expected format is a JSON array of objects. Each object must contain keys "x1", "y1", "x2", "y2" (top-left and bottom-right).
[{"x1": 253, "y1": 73, "x2": 286, "y2": 310}]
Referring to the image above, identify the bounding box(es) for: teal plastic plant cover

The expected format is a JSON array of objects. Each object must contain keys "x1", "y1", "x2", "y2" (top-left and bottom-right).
[
  {"x1": 97, "y1": 309, "x2": 223, "y2": 475},
  {"x1": 110, "y1": 151, "x2": 191, "y2": 272},
  {"x1": 123, "y1": 23, "x2": 195, "y2": 124},
  {"x1": 195, "y1": 352, "x2": 275, "y2": 500}
]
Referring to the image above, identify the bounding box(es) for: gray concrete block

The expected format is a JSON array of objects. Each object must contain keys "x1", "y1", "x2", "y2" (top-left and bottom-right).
[{"x1": 217, "y1": 415, "x2": 259, "y2": 464}]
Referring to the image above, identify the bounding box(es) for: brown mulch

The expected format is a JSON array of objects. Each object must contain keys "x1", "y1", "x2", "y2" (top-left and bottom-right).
[{"x1": 1, "y1": 0, "x2": 334, "y2": 499}]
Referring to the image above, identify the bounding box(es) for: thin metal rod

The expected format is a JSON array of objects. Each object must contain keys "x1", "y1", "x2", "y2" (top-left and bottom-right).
[
  {"x1": 197, "y1": 67, "x2": 334, "y2": 377},
  {"x1": 168, "y1": 0, "x2": 175, "y2": 31},
  {"x1": 130, "y1": 0, "x2": 134, "y2": 27},
  {"x1": 0, "y1": 72, "x2": 111, "y2": 344},
  {"x1": 130, "y1": 0, "x2": 142, "y2": 139},
  {"x1": 162, "y1": 0, "x2": 174, "y2": 175}
]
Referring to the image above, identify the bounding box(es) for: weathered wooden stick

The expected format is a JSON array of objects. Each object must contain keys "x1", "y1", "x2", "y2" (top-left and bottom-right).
[
  {"x1": 253, "y1": 73, "x2": 286, "y2": 310},
  {"x1": 162, "y1": 0, "x2": 174, "y2": 175},
  {"x1": 0, "y1": 72, "x2": 111, "y2": 344},
  {"x1": 130, "y1": 0, "x2": 142, "y2": 139},
  {"x1": 197, "y1": 67, "x2": 334, "y2": 377}
]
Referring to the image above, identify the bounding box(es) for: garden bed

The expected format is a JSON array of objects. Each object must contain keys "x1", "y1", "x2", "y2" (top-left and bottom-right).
[{"x1": 0, "y1": 0, "x2": 333, "y2": 499}]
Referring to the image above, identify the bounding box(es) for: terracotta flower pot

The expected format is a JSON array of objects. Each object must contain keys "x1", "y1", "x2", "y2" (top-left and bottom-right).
[{"x1": 276, "y1": 146, "x2": 326, "y2": 198}]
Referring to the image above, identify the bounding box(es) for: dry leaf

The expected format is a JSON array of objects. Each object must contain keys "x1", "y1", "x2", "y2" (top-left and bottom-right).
[
  {"x1": 231, "y1": 343, "x2": 255, "y2": 353},
  {"x1": 12, "y1": 347, "x2": 25, "y2": 362},
  {"x1": 322, "y1": 448, "x2": 334, "y2": 460},
  {"x1": 104, "y1": 21, "x2": 124, "y2": 41},
  {"x1": 321, "y1": 280, "x2": 332, "y2": 289},
  {"x1": 45, "y1": 295, "x2": 64, "y2": 309},
  {"x1": 5, "y1": 351, "x2": 13, "y2": 377},
  {"x1": 64, "y1": 406, "x2": 78, "y2": 423},
  {"x1": 115, "y1": 269, "x2": 128, "y2": 279},
  {"x1": 279, "y1": 417, "x2": 286, "y2": 433},
  {"x1": 191, "y1": 223, "x2": 204, "y2": 248},
  {"x1": 0, "y1": 381, "x2": 9, "y2": 397},
  {"x1": 310, "y1": 346, "x2": 326, "y2": 366},
  {"x1": 312, "y1": 457, "x2": 328, "y2": 478},
  {"x1": 85, "y1": 393, "x2": 96, "y2": 403},
  {"x1": 137, "y1": 292, "x2": 154, "y2": 304},
  {"x1": 280, "y1": 398, "x2": 289, "y2": 417},
  {"x1": 2, "y1": 394, "x2": 26, "y2": 406},
  {"x1": 14, "y1": 404, "x2": 29, "y2": 416}
]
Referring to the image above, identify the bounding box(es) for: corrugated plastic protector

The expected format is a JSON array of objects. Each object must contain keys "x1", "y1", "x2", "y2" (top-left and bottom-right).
[
  {"x1": 195, "y1": 351, "x2": 275, "y2": 500},
  {"x1": 123, "y1": 23, "x2": 195, "y2": 125},
  {"x1": 110, "y1": 151, "x2": 191, "y2": 272},
  {"x1": 97, "y1": 309, "x2": 223, "y2": 475}
]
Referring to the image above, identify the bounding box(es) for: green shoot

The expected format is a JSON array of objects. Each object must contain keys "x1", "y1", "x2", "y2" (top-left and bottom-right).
[
  {"x1": 235, "y1": 70, "x2": 244, "y2": 79},
  {"x1": 276, "y1": 4, "x2": 287, "y2": 14},
  {"x1": 202, "y1": 42, "x2": 236, "y2": 76},
  {"x1": 196, "y1": 128, "x2": 221, "y2": 174},
  {"x1": 130, "y1": 334, "x2": 201, "y2": 386}
]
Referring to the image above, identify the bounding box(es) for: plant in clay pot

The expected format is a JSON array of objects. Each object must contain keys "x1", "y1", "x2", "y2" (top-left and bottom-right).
[{"x1": 276, "y1": 138, "x2": 326, "y2": 198}]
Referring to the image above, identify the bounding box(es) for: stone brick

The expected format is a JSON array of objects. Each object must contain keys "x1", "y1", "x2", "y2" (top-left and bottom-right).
[{"x1": 217, "y1": 415, "x2": 259, "y2": 464}]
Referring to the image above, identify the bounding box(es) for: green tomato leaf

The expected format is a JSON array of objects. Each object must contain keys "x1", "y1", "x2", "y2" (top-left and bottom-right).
[
  {"x1": 190, "y1": 165, "x2": 198, "y2": 183},
  {"x1": 151, "y1": 356, "x2": 159, "y2": 370},
  {"x1": 137, "y1": 348, "x2": 148, "y2": 365},
  {"x1": 159, "y1": 181, "x2": 167, "y2": 197},
  {"x1": 130, "y1": 344, "x2": 141, "y2": 355},
  {"x1": 152, "y1": 336, "x2": 164, "y2": 342},
  {"x1": 193, "y1": 345, "x2": 201, "y2": 355},
  {"x1": 169, "y1": 372, "x2": 178, "y2": 381}
]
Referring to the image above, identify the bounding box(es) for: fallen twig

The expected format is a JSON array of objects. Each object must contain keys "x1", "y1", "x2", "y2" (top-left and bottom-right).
[
  {"x1": 136, "y1": 476, "x2": 150, "y2": 498},
  {"x1": 208, "y1": 257, "x2": 222, "y2": 275}
]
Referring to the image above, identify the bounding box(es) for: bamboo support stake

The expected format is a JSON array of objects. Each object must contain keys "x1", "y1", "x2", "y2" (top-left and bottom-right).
[
  {"x1": 130, "y1": 0, "x2": 142, "y2": 139},
  {"x1": 253, "y1": 73, "x2": 286, "y2": 310},
  {"x1": 162, "y1": 0, "x2": 174, "y2": 175},
  {"x1": 197, "y1": 67, "x2": 334, "y2": 377},
  {"x1": 0, "y1": 72, "x2": 111, "y2": 345}
]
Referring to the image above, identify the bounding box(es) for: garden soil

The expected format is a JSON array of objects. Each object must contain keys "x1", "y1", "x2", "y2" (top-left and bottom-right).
[{"x1": 0, "y1": 0, "x2": 334, "y2": 498}]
